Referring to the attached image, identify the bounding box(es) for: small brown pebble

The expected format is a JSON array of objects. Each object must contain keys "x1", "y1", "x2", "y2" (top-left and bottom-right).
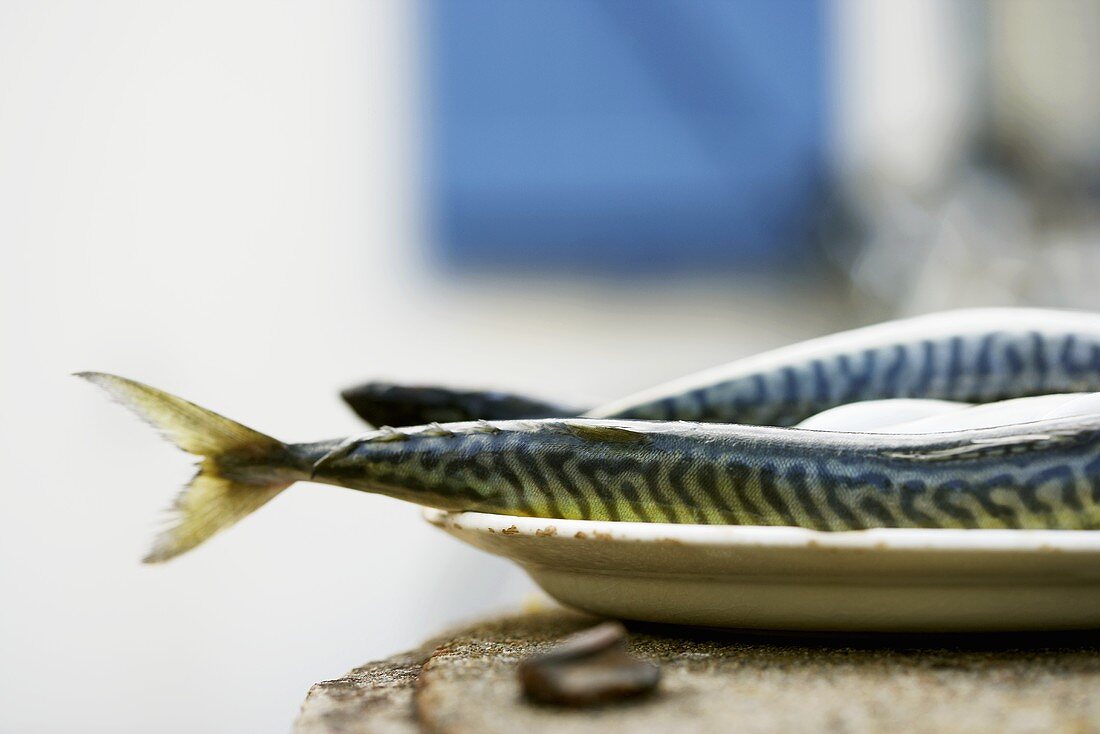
[{"x1": 517, "y1": 622, "x2": 660, "y2": 707}]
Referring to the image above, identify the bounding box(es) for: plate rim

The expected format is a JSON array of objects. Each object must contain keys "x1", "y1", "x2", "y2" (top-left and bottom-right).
[{"x1": 423, "y1": 509, "x2": 1100, "y2": 553}]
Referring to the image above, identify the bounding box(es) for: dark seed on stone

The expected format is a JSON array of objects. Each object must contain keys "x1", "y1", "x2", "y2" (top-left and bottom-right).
[
  {"x1": 518, "y1": 622, "x2": 661, "y2": 707},
  {"x1": 531, "y1": 620, "x2": 628, "y2": 663}
]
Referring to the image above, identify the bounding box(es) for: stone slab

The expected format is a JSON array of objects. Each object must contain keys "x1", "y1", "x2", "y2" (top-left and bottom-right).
[{"x1": 297, "y1": 607, "x2": 1100, "y2": 734}]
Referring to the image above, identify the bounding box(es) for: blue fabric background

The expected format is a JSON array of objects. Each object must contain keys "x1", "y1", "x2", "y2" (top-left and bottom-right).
[{"x1": 425, "y1": 0, "x2": 829, "y2": 273}]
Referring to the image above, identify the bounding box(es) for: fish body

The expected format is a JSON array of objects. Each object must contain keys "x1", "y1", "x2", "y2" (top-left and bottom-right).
[
  {"x1": 793, "y1": 398, "x2": 971, "y2": 432},
  {"x1": 82, "y1": 373, "x2": 1100, "y2": 562},
  {"x1": 341, "y1": 308, "x2": 1100, "y2": 427},
  {"x1": 793, "y1": 392, "x2": 1095, "y2": 434},
  {"x1": 592, "y1": 308, "x2": 1100, "y2": 424},
  {"x1": 309, "y1": 415, "x2": 1100, "y2": 531},
  {"x1": 874, "y1": 393, "x2": 1092, "y2": 434}
]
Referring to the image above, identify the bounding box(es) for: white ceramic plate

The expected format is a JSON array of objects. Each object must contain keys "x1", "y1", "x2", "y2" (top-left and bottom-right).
[{"x1": 425, "y1": 510, "x2": 1100, "y2": 632}]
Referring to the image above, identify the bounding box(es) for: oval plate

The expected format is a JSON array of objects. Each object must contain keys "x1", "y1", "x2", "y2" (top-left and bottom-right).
[{"x1": 424, "y1": 510, "x2": 1100, "y2": 632}]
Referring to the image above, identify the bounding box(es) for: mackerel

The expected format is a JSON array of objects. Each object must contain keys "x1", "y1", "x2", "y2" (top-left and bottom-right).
[
  {"x1": 341, "y1": 309, "x2": 1100, "y2": 427},
  {"x1": 81, "y1": 372, "x2": 1100, "y2": 562}
]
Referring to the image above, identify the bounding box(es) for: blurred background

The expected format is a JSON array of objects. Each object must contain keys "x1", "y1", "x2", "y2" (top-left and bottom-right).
[{"x1": 2, "y1": 1, "x2": 1100, "y2": 732}]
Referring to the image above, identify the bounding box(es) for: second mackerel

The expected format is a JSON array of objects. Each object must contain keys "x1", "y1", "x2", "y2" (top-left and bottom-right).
[{"x1": 342, "y1": 308, "x2": 1100, "y2": 427}]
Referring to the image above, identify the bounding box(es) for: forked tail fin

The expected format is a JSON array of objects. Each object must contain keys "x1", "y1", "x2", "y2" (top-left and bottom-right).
[{"x1": 77, "y1": 372, "x2": 300, "y2": 562}]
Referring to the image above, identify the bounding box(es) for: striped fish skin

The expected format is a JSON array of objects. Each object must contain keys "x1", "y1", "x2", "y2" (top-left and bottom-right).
[
  {"x1": 588, "y1": 308, "x2": 1100, "y2": 426},
  {"x1": 336, "y1": 309, "x2": 1100, "y2": 428},
  {"x1": 304, "y1": 415, "x2": 1100, "y2": 531}
]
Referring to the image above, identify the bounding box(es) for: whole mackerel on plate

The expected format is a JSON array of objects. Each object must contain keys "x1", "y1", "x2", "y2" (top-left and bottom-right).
[{"x1": 81, "y1": 372, "x2": 1100, "y2": 563}]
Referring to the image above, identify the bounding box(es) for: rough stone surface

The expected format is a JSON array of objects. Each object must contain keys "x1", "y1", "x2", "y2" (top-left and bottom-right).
[
  {"x1": 296, "y1": 607, "x2": 1100, "y2": 734},
  {"x1": 295, "y1": 642, "x2": 434, "y2": 734}
]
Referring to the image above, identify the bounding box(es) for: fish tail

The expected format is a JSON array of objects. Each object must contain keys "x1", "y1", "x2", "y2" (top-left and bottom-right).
[{"x1": 77, "y1": 372, "x2": 302, "y2": 563}]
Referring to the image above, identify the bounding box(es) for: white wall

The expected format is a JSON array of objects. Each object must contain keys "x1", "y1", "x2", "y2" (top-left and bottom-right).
[
  {"x1": 0, "y1": 3, "x2": 844, "y2": 733},
  {"x1": 831, "y1": 0, "x2": 981, "y2": 195}
]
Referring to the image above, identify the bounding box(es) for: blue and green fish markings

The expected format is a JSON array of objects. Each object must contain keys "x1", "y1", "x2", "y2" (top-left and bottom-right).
[
  {"x1": 81, "y1": 370, "x2": 1100, "y2": 563},
  {"x1": 342, "y1": 309, "x2": 1100, "y2": 427}
]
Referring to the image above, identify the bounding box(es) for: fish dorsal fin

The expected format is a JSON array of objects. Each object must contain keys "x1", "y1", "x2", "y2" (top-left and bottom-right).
[
  {"x1": 373, "y1": 426, "x2": 409, "y2": 442},
  {"x1": 421, "y1": 422, "x2": 455, "y2": 438},
  {"x1": 563, "y1": 421, "x2": 649, "y2": 445},
  {"x1": 310, "y1": 426, "x2": 408, "y2": 476}
]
